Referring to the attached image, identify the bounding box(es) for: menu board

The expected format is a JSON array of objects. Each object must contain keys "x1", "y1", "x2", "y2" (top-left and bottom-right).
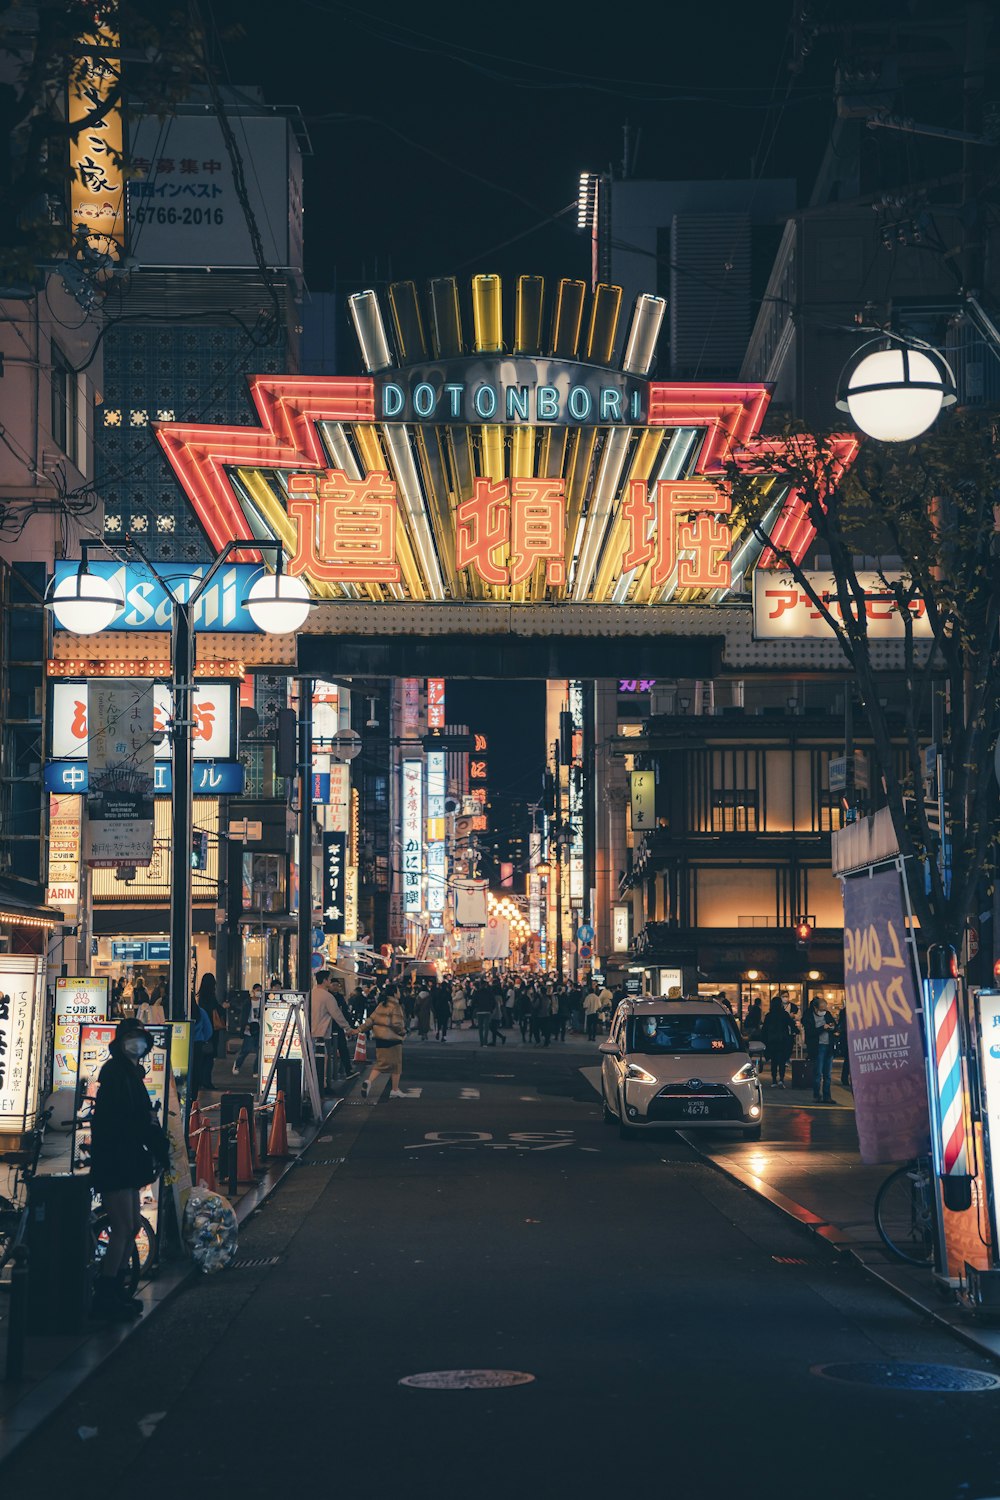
[{"x1": 53, "y1": 976, "x2": 109, "y2": 1091}]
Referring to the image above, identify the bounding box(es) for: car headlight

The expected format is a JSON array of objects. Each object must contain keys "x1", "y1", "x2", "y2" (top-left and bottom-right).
[
  {"x1": 626, "y1": 1063, "x2": 657, "y2": 1084},
  {"x1": 731, "y1": 1062, "x2": 756, "y2": 1084}
]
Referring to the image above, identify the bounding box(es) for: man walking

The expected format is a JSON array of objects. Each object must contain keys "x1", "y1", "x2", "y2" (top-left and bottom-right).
[
  {"x1": 232, "y1": 983, "x2": 263, "y2": 1075},
  {"x1": 311, "y1": 970, "x2": 358, "y2": 1085}
]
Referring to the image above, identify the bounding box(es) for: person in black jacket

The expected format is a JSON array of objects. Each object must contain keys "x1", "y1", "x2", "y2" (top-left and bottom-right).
[{"x1": 90, "y1": 1018, "x2": 169, "y2": 1322}]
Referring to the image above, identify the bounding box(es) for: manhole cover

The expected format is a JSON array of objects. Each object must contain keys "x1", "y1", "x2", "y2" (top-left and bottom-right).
[
  {"x1": 813, "y1": 1362, "x2": 1000, "y2": 1393},
  {"x1": 399, "y1": 1370, "x2": 535, "y2": 1390}
]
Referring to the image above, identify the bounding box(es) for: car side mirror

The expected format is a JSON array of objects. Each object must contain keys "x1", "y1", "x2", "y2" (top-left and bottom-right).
[{"x1": 598, "y1": 1040, "x2": 620, "y2": 1056}]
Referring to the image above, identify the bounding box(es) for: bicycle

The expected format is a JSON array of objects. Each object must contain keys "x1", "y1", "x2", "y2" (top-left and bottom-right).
[
  {"x1": 72, "y1": 1116, "x2": 159, "y2": 1293},
  {"x1": 874, "y1": 1157, "x2": 935, "y2": 1266},
  {"x1": 0, "y1": 1107, "x2": 53, "y2": 1277}
]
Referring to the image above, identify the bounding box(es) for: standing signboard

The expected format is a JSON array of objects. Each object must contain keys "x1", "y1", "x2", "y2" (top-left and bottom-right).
[
  {"x1": 259, "y1": 993, "x2": 321, "y2": 1118},
  {"x1": 259, "y1": 993, "x2": 304, "y2": 1102},
  {"x1": 0, "y1": 955, "x2": 46, "y2": 1133},
  {"x1": 841, "y1": 868, "x2": 930, "y2": 1163},
  {"x1": 53, "y1": 976, "x2": 109, "y2": 1092},
  {"x1": 84, "y1": 680, "x2": 155, "y2": 869}
]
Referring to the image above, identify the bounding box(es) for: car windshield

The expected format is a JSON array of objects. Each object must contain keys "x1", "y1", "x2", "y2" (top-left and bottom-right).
[{"x1": 627, "y1": 1013, "x2": 742, "y2": 1055}]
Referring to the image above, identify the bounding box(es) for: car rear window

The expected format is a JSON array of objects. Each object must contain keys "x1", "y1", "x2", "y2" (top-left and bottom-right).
[{"x1": 627, "y1": 1013, "x2": 742, "y2": 1055}]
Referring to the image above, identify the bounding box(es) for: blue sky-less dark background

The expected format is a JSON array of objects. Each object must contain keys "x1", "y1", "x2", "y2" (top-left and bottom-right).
[{"x1": 210, "y1": 0, "x2": 837, "y2": 830}]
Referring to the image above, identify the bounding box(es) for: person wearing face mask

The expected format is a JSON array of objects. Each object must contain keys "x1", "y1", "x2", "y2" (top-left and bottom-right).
[{"x1": 89, "y1": 1018, "x2": 169, "y2": 1322}]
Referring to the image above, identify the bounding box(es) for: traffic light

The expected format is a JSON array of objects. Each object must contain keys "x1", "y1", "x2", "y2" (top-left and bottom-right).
[
  {"x1": 794, "y1": 916, "x2": 813, "y2": 950},
  {"x1": 190, "y1": 830, "x2": 209, "y2": 871}
]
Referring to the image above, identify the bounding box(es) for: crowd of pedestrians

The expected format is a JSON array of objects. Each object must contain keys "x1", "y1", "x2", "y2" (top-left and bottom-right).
[{"x1": 739, "y1": 991, "x2": 851, "y2": 1103}]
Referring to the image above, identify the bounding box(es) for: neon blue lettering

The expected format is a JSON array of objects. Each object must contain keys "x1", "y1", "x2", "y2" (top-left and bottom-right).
[
  {"x1": 444, "y1": 384, "x2": 464, "y2": 418},
  {"x1": 536, "y1": 386, "x2": 559, "y2": 420},
  {"x1": 474, "y1": 384, "x2": 498, "y2": 419},
  {"x1": 413, "y1": 382, "x2": 436, "y2": 417},
  {"x1": 568, "y1": 386, "x2": 592, "y2": 420},
  {"x1": 600, "y1": 389, "x2": 623, "y2": 421},
  {"x1": 506, "y1": 386, "x2": 529, "y2": 421},
  {"x1": 382, "y1": 382, "x2": 404, "y2": 418}
]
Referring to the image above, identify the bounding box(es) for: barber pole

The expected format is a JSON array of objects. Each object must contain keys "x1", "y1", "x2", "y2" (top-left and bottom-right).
[{"x1": 928, "y1": 975, "x2": 969, "y2": 1177}]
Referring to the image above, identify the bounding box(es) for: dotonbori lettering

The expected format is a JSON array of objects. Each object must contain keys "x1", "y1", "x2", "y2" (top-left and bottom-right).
[{"x1": 377, "y1": 361, "x2": 647, "y2": 427}]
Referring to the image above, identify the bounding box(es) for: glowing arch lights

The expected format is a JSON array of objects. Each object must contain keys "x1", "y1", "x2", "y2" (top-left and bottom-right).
[{"x1": 153, "y1": 276, "x2": 858, "y2": 606}]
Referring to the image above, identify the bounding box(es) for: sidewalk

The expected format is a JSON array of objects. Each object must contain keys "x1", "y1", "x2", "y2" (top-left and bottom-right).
[
  {"x1": 579, "y1": 1060, "x2": 1000, "y2": 1362},
  {"x1": 0, "y1": 1065, "x2": 343, "y2": 1464}
]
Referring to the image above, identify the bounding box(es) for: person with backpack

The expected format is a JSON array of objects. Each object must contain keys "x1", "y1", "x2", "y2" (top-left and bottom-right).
[{"x1": 760, "y1": 994, "x2": 796, "y2": 1089}]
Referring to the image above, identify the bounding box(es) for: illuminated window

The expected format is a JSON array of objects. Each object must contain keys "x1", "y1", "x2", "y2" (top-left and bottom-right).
[{"x1": 711, "y1": 790, "x2": 758, "y2": 833}]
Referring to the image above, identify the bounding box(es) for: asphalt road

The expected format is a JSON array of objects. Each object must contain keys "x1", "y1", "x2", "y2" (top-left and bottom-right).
[{"x1": 7, "y1": 1038, "x2": 1000, "y2": 1500}]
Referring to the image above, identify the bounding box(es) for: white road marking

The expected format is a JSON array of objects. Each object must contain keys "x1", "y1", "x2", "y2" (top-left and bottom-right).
[{"x1": 460, "y1": 1088, "x2": 480, "y2": 1099}]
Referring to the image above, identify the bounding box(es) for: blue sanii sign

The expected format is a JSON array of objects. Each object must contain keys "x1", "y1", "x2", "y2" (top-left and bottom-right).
[
  {"x1": 377, "y1": 357, "x2": 647, "y2": 427},
  {"x1": 44, "y1": 762, "x2": 245, "y2": 796},
  {"x1": 51, "y1": 561, "x2": 264, "y2": 632}
]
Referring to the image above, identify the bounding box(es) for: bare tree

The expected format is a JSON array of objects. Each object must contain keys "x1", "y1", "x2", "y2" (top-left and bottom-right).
[{"x1": 725, "y1": 419, "x2": 1000, "y2": 953}]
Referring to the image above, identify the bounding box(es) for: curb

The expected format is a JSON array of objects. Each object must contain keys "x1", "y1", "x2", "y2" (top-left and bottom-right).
[
  {"x1": 0, "y1": 1097, "x2": 341, "y2": 1467},
  {"x1": 680, "y1": 1132, "x2": 1000, "y2": 1367}
]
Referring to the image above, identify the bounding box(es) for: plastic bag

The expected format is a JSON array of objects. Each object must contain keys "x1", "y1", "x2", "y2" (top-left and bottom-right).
[{"x1": 182, "y1": 1186, "x2": 239, "y2": 1274}]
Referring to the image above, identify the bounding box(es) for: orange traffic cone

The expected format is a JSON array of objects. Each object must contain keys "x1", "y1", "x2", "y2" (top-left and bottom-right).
[
  {"x1": 236, "y1": 1107, "x2": 255, "y2": 1182},
  {"x1": 188, "y1": 1101, "x2": 203, "y2": 1147},
  {"x1": 194, "y1": 1126, "x2": 217, "y2": 1192},
  {"x1": 267, "y1": 1090, "x2": 289, "y2": 1158},
  {"x1": 353, "y1": 1032, "x2": 368, "y2": 1064}
]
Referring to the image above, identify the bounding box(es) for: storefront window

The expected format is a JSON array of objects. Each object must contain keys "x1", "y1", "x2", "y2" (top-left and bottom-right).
[{"x1": 242, "y1": 853, "x2": 286, "y2": 913}]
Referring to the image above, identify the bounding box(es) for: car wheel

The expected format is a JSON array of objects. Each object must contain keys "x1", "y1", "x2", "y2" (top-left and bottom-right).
[
  {"x1": 743, "y1": 1125, "x2": 762, "y2": 1141},
  {"x1": 602, "y1": 1086, "x2": 615, "y2": 1125}
]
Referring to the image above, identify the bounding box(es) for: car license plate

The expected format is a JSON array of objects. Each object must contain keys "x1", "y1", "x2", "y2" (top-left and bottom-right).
[{"x1": 683, "y1": 1101, "x2": 709, "y2": 1117}]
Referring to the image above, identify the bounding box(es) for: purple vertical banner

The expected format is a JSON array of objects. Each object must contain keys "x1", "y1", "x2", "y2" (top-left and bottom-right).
[{"x1": 842, "y1": 868, "x2": 930, "y2": 1164}]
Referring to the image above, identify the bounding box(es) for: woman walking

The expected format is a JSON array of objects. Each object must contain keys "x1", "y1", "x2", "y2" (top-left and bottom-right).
[
  {"x1": 355, "y1": 983, "x2": 411, "y2": 1098},
  {"x1": 760, "y1": 994, "x2": 795, "y2": 1089}
]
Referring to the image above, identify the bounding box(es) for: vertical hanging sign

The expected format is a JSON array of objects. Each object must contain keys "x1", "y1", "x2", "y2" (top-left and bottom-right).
[
  {"x1": 426, "y1": 750, "x2": 447, "y2": 932},
  {"x1": 322, "y1": 831, "x2": 346, "y2": 935},
  {"x1": 402, "y1": 760, "x2": 423, "y2": 915},
  {"x1": 427, "y1": 678, "x2": 446, "y2": 729},
  {"x1": 68, "y1": 23, "x2": 125, "y2": 261},
  {"x1": 629, "y1": 770, "x2": 655, "y2": 833},
  {"x1": 85, "y1": 680, "x2": 155, "y2": 868}
]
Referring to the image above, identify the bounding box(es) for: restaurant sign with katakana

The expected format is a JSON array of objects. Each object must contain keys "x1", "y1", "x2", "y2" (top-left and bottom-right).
[{"x1": 753, "y1": 571, "x2": 933, "y2": 641}]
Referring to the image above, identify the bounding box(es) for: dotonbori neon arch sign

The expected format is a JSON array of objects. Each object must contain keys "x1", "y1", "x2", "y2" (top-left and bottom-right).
[{"x1": 154, "y1": 274, "x2": 858, "y2": 605}]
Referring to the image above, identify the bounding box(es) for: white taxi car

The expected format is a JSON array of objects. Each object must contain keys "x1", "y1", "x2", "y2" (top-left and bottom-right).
[{"x1": 600, "y1": 997, "x2": 763, "y2": 1140}]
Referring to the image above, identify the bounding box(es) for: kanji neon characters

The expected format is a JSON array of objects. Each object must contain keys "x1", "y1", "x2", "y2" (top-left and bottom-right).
[
  {"x1": 621, "y1": 481, "x2": 732, "y2": 590},
  {"x1": 456, "y1": 478, "x2": 566, "y2": 586},
  {"x1": 286, "y1": 470, "x2": 401, "y2": 583}
]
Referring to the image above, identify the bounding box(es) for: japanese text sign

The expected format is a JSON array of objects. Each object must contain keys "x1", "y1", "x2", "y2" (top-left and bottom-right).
[
  {"x1": 753, "y1": 570, "x2": 934, "y2": 640},
  {"x1": 402, "y1": 760, "x2": 423, "y2": 915},
  {"x1": 322, "y1": 831, "x2": 346, "y2": 935},
  {"x1": 0, "y1": 956, "x2": 45, "y2": 1130}
]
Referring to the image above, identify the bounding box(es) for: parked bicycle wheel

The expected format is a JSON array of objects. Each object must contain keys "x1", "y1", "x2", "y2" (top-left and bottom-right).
[
  {"x1": 874, "y1": 1162, "x2": 934, "y2": 1266},
  {"x1": 91, "y1": 1213, "x2": 156, "y2": 1295}
]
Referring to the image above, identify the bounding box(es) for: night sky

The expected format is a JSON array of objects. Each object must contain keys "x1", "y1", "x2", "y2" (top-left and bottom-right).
[
  {"x1": 211, "y1": 0, "x2": 836, "y2": 815},
  {"x1": 214, "y1": 0, "x2": 835, "y2": 296}
]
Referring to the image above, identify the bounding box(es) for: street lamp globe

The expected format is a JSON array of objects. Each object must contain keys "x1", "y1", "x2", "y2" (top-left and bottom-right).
[
  {"x1": 836, "y1": 339, "x2": 956, "y2": 442},
  {"x1": 48, "y1": 571, "x2": 124, "y2": 633},
  {"x1": 245, "y1": 571, "x2": 311, "y2": 634}
]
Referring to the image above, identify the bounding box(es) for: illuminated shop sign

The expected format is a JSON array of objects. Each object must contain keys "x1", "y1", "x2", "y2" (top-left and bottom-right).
[
  {"x1": 51, "y1": 561, "x2": 262, "y2": 632},
  {"x1": 44, "y1": 761, "x2": 244, "y2": 796},
  {"x1": 753, "y1": 570, "x2": 934, "y2": 641},
  {"x1": 377, "y1": 359, "x2": 646, "y2": 427},
  {"x1": 286, "y1": 472, "x2": 732, "y2": 592},
  {"x1": 51, "y1": 681, "x2": 234, "y2": 760},
  {"x1": 402, "y1": 760, "x2": 423, "y2": 916}
]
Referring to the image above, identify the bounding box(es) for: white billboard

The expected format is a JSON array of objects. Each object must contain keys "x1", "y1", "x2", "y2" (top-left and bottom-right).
[
  {"x1": 753, "y1": 571, "x2": 934, "y2": 640},
  {"x1": 52, "y1": 682, "x2": 234, "y2": 761},
  {"x1": 402, "y1": 760, "x2": 423, "y2": 916},
  {"x1": 128, "y1": 112, "x2": 300, "y2": 269}
]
